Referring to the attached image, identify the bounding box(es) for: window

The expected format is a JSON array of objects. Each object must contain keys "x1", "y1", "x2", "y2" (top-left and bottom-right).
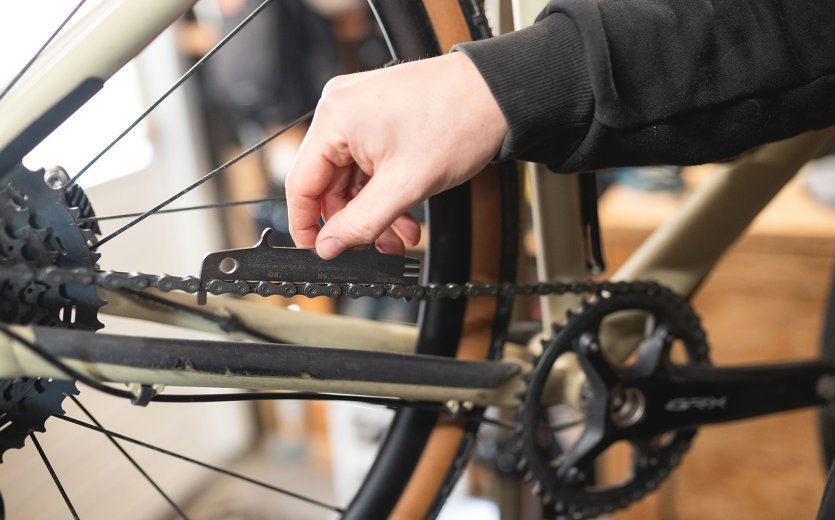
[{"x1": 0, "y1": 1, "x2": 153, "y2": 187}]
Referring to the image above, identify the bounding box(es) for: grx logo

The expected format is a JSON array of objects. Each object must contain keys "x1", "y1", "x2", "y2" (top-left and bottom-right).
[{"x1": 665, "y1": 396, "x2": 727, "y2": 412}]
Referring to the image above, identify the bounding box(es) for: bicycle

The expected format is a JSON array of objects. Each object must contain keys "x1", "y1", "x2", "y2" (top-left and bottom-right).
[{"x1": 0, "y1": 1, "x2": 834, "y2": 519}]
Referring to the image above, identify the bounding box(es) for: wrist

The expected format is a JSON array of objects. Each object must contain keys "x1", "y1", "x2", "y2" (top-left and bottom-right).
[
  {"x1": 443, "y1": 52, "x2": 509, "y2": 160},
  {"x1": 454, "y1": 15, "x2": 593, "y2": 165}
]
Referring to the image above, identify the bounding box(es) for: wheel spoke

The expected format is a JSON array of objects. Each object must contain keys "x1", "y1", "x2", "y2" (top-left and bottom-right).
[
  {"x1": 77, "y1": 196, "x2": 286, "y2": 223},
  {"x1": 66, "y1": 0, "x2": 277, "y2": 188},
  {"x1": 30, "y1": 433, "x2": 80, "y2": 520},
  {"x1": 89, "y1": 109, "x2": 313, "y2": 251},
  {"x1": 56, "y1": 415, "x2": 343, "y2": 514},
  {"x1": 69, "y1": 396, "x2": 189, "y2": 520},
  {"x1": 0, "y1": 0, "x2": 87, "y2": 104}
]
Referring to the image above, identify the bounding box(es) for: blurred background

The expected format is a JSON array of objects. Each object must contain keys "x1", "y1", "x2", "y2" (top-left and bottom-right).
[{"x1": 1, "y1": 1, "x2": 835, "y2": 519}]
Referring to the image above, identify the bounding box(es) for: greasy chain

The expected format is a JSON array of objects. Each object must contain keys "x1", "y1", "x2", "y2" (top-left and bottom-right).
[{"x1": 0, "y1": 264, "x2": 658, "y2": 300}]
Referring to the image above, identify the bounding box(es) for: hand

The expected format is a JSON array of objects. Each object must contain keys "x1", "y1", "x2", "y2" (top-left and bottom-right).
[{"x1": 285, "y1": 52, "x2": 508, "y2": 259}]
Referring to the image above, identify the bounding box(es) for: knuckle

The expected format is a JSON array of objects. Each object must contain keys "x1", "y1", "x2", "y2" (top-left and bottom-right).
[
  {"x1": 316, "y1": 93, "x2": 339, "y2": 117},
  {"x1": 318, "y1": 83, "x2": 352, "y2": 116},
  {"x1": 321, "y1": 76, "x2": 344, "y2": 96}
]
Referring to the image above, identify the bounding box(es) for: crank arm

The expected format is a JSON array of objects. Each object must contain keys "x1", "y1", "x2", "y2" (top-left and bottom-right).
[{"x1": 621, "y1": 360, "x2": 835, "y2": 439}]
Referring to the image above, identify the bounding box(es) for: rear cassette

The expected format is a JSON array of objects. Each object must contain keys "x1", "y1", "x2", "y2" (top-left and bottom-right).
[{"x1": 0, "y1": 164, "x2": 103, "y2": 460}]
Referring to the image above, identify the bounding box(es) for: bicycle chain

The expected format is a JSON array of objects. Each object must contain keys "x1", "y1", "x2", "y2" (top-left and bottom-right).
[{"x1": 0, "y1": 263, "x2": 617, "y2": 300}]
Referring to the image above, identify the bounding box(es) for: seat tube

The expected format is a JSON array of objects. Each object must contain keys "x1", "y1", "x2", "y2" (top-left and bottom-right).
[
  {"x1": 511, "y1": 0, "x2": 589, "y2": 335},
  {"x1": 528, "y1": 167, "x2": 588, "y2": 333}
]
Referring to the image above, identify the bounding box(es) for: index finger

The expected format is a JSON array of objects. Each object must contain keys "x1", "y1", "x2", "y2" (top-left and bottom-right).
[{"x1": 285, "y1": 141, "x2": 344, "y2": 249}]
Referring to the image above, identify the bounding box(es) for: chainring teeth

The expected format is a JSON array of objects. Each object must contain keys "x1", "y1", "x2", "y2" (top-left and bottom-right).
[{"x1": 517, "y1": 286, "x2": 709, "y2": 519}]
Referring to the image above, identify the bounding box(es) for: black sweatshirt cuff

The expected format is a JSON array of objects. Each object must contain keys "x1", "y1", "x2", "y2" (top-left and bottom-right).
[{"x1": 454, "y1": 14, "x2": 593, "y2": 166}]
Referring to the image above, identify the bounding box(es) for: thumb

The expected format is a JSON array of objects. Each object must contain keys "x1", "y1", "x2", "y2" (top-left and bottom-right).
[{"x1": 315, "y1": 172, "x2": 422, "y2": 260}]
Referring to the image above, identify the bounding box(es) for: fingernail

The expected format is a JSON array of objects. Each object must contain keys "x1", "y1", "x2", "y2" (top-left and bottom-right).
[{"x1": 317, "y1": 237, "x2": 345, "y2": 260}]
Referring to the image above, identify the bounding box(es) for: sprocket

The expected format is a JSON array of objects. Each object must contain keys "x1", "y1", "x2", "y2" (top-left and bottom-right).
[
  {"x1": 0, "y1": 378, "x2": 78, "y2": 460},
  {"x1": 0, "y1": 164, "x2": 103, "y2": 461},
  {"x1": 518, "y1": 283, "x2": 710, "y2": 519}
]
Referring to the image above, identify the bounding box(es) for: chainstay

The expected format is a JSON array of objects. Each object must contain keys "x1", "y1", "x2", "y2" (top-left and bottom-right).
[{"x1": 0, "y1": 264, "x2": 659, "y2": 301}]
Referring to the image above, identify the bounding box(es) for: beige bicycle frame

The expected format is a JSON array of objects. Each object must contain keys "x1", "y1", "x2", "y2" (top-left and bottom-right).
[
  {"x1": 512, "y1": 0, "x2": 835, "y2": 405},
  {"x1": 0, "y1": 0, "x2": 833, "y2": 407}
]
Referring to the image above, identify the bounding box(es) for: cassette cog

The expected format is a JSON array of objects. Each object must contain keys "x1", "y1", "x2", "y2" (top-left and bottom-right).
[{"x1": 0, "y1": 164, "x2": 104, "y2": 460}]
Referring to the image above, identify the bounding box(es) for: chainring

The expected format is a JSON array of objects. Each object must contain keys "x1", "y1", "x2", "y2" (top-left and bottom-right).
[
  {"x1": 518, "y1": 284, "x2": 710, "y2": 519},
  {"x1": 0, "y1": 164, "x2": 103, "y2": 461}
]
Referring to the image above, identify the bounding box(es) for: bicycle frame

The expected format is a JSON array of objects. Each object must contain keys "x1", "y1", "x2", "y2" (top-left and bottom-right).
[{"x1": 0, "y1": 0, "x2": 834, "y2": 412}]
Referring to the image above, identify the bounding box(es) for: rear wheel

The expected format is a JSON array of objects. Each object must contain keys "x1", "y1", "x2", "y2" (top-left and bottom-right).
[{"x1": 0, "y1": 1, "x2": 518, "y2": 518}]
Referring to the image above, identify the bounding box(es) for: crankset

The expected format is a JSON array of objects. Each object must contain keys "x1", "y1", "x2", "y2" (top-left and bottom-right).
[{"x1": 519, "y1": 286, "x2": 835, "y2": 519}]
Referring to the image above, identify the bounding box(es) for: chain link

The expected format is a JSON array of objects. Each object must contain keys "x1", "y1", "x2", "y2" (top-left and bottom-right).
[{"x1": 0, "y1": 265, "x2": 630, "y2": 300}]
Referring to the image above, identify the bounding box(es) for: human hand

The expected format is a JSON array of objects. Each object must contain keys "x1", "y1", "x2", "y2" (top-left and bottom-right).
[{"x1": 285, "y1": 52, "x2": 507, "y2": 260}]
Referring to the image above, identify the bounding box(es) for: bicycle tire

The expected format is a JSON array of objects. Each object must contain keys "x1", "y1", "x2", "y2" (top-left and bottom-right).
[
  {"x1": 819, "y1": 264, "x2": 835, "y2": 470},
  {"x1": 346, "y1": 2, "x2": 518, "y2": 518}
]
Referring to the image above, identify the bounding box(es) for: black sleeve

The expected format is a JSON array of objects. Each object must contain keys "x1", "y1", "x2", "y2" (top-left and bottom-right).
[{"x1": 455, "y1": 0, "x2": 835, "y2": 172}]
